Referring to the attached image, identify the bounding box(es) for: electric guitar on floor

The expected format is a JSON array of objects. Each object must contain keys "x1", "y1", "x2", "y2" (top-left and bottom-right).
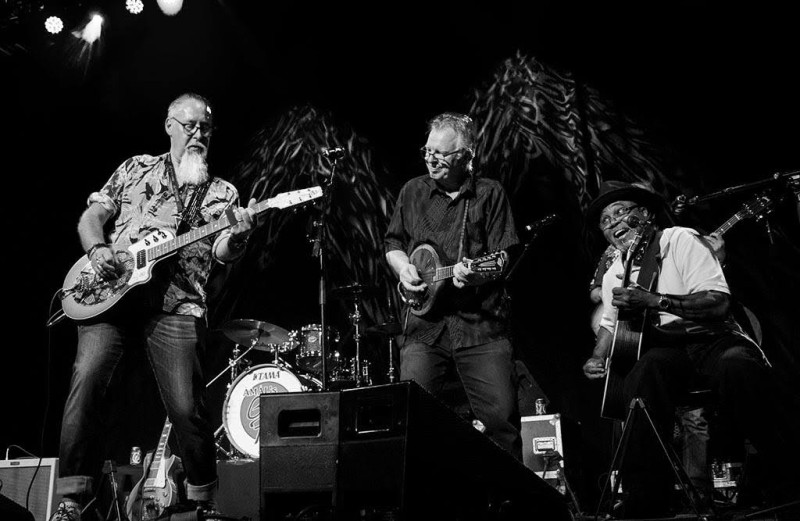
[
  {"x1": 60, "y1": 186, "x2": 322, "y2": 321},
  {"x1": 126, "y1": 419, "x2": 182, "y2": 521},
  {"x1": 397, "y1": 244, "x2": 505, "y2": 316}
]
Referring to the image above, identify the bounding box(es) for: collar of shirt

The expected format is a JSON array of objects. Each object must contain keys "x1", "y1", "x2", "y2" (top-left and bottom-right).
[{"x1": 424, "y1": 173, "x2": 476, "y2": 200}]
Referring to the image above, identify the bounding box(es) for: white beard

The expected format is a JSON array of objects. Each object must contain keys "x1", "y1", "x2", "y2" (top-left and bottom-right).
[{"x1": 176, "y1": 149, "x2": 209, "y2": 186}]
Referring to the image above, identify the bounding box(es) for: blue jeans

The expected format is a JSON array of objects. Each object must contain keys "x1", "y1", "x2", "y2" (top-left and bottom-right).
[
  {"x1": 400, "y1": 329, "x2": 522, "y2": 459},
  {"x1": 57, "y1": 313, "x2": 217, "y2": 501}
]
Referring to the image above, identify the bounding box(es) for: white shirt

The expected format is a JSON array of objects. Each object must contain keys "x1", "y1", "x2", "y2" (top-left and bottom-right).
[{"x1": 599, "y1": 226, "x2": 730, "y2": 333}]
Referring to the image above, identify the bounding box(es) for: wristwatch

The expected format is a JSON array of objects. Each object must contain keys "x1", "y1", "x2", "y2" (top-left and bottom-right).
[{"x1": 657, "y1": 293, "x2": 671, "y2": 311}]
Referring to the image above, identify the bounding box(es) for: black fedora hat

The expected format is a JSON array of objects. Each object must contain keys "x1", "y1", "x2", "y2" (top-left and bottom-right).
[{"x1": 586, "y1": 180, "x2": 667, "y2": 224}]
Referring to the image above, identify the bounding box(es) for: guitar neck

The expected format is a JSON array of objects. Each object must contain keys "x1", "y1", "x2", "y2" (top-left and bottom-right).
[
  {"x1": 147, "y1": 200, "x2": 271, "y2": 262},
  {"x1": 144, "y1": 420, "x2": 172, "y2": 485},
  {"x1": 433, "y1": 264, "x2": 457, "y2": 282},
  {"x1": 713, "y1": 215, "x2": 740, "y2": 237},
  {"x1": 144, "y1": 187, "x2": 321, "y2": 262}
]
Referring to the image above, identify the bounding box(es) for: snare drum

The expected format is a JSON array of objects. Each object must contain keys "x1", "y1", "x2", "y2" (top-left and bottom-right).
[
  {"x1": 293, "y1": 324, "x2": 340, "y2": 374},
  {"x1": 222, "y1": 364, "x2": 310, "y2": 459}
]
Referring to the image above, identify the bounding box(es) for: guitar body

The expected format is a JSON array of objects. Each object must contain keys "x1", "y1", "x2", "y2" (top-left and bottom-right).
[
  {"x1": 601, "y1": 311, "x2": 647, "y2": 420},
  {"x1": 61, "y1": 229, "x2": 175, "y2": 321},
  {"x1": 406, "y1": 244, "x2": 445, "y2": 316},
  {"x1": 126, "y1": 452, "x2": 181, "y2": 521}
]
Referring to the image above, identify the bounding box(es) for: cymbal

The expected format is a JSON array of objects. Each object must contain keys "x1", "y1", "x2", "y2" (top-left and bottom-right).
[
  {"x1": 332, "y1": 283, "x2": 377, "y2": 299},
  {"x1": 365, "y1": 321, "x2": 402, "y2": 336},
  {"x1": 218, "y1": 319, "x2": 293, "y2": 348}
]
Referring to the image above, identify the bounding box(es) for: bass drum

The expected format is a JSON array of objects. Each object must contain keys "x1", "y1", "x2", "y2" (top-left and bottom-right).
[{"x1": 222, "y1": 364, "x2": 316, "y2": 459}]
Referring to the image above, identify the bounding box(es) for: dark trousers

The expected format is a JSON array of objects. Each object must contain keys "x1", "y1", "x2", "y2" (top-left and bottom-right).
[
  {"x1": 399, "y1": 328, "x2": 522, "y2": 460},
  {"x1": 621, "y1": 335, "x2": 799, "y2": 514},
  {"x1": 57, "y1": 313, "x2": 217, "y2": 501}
]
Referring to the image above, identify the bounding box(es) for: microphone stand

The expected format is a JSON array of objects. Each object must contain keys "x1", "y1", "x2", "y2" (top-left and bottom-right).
[
  {"x1": 682, "y1": 170, "x2": 799, "y2": 205},
  {"x1": 311, "y1": 159, "x2": 340, "y2": 392}
]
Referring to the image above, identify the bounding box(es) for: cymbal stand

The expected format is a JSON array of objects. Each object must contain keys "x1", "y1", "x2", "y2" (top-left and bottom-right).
[
  {"x1": 348, "y1": 296, "x2": 365, "y2": 386},
  {"x1": 386, "y1": 294, "x2": 398, "y2": 383},
  {"x1": 208, "y1": 340, "x2": 256, "y2": 460},
  {"x1": 206, "y1": 340, "x2": 256, "y2": 388}
]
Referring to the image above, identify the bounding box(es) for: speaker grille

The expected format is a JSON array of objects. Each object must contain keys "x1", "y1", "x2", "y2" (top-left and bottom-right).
[{"x1": 0, "y1": 458, "x2": 58, "y2": 521}]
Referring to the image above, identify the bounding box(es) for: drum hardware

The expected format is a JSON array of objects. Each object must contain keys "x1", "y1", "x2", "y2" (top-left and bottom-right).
[
  {"x1": 217, "y1": 318, "x2": 294, "y2": 352},
  {"x1": 333, "y1": 283, "x2": 377, "y2": 387},
  {"x1": 365, "y1": 320, "x2": 401, "y2": 384},
  {"x1": 292, "y1": 324, "x2": 341, "y2": 374}
]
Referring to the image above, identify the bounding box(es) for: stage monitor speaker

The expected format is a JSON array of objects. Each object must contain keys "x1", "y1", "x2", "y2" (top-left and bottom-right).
[
  {"x1": 259, "y1": 391, "x2": 339, "y2": 521},
  {"x1": 0, "y1": 458, "x2": 58, "y2": 521},
  {"x1": 217, "y1": 459, "x2": 259, "y2": 521},
  {"x1": 336, "y1": 382, "x2": 570, "y2": 520}
]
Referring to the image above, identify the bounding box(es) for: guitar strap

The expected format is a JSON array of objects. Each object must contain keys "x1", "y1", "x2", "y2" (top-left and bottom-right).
[
  {"x1": 456, "y1": 198, "x2": 470, "y2": 262},
  {"x1": 633, "y1": 227, "x2": 663, "y2": 293},
  {"x1": 165, "y1": 156, "x2": 212, "y2": 234}
]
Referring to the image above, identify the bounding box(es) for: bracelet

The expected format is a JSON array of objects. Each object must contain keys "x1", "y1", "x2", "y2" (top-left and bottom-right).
[{"x1": 86, "y1": 243, "x2": 110, "y2": 258}]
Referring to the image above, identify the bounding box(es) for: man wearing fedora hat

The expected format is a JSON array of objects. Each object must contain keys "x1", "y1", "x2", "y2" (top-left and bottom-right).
[{"x1": 582, "y1": 180, "x2": 799, "y2": 517}]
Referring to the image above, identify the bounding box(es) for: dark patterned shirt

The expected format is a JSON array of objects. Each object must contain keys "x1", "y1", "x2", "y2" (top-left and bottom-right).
[
  {"x1": 88, "y1": 153, "x2": 240, "y2": 318},
  {"x1": 384, "y1": 174, "x2": 518, "y2": 347}
]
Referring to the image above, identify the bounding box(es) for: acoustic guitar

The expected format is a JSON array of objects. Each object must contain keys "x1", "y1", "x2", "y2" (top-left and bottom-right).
[
  {"x1": 126, "y1": 419, "x2": 182, "y2": 521},
  {"x1": 397, "y1": 244, "x2": 505, "y2": 316},
  {"x1": 60, "y1": 186, "x2": 322, "y2": 321},
  {"x1": 600, "y1": 223, "x2": 655, "y2": 421}
]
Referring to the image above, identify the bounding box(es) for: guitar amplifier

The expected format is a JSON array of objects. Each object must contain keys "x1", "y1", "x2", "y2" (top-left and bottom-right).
[
  {"x1": 521, "y1": 414, "x2": 565, "y2": 492},
  {"x1": 0, "y1": 458, "x2": 58, "y2": 521}
]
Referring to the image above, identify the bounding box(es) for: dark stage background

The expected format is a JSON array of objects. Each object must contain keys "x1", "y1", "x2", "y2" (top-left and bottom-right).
[{"x1": 2, "y1": 0, "x2": 799, "y2": 511}]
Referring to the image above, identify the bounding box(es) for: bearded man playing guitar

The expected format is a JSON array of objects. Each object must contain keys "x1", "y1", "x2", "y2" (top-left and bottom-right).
[
  {"x1": 384, "y1": 112, "x2": 521, "y2": 459},
  {"x1": 51, "y1": 93, "x2": 258, "y2": 521},
  {"x1": 582, "y1": 180, "x2": 800, "y2": 518}
]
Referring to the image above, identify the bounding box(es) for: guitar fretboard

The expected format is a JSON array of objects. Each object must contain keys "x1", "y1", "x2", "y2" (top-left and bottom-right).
[
  {"x1": 144, "y1": 188, "x2": 321, "y2": 262},
  {"x1": 144, "y1": 420, "x2": 172, "y2": 487},
  {"x1": 434, "y1": 266, "x2": 455, "y2": 282},
  {"x1": 714, "y1": 214, "x2": 743, "y2": 236}
]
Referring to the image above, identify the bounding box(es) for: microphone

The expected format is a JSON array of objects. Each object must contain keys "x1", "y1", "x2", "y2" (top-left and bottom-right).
[
  {"x1": 623, "y1": 215, "x2": 641, "y2": 228},
  {"x1": 320, "y1": 146, "x2": 346, "y2": 160},
  {"x1": 524, "y1": 213, "x2": 559, "y2": 232}
]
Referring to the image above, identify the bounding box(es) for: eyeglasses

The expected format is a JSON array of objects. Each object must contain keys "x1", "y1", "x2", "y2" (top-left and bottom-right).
[
  {"x1": 599, "y1": 205, "x2": 640, "y2": 230},
  {"x1": 169, "y1": 116, "x2": 214, "y2": 136},
  {"x1": 419, "y1": 146, "x2": 464, "y2": 162}
]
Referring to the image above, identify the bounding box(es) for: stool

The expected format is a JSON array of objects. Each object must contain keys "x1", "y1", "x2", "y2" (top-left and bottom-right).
[{"x1": 595, "y1": 397, "x2": 709, "y2": 520}]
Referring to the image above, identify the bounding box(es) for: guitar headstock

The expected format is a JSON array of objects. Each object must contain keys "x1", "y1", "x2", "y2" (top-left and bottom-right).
[
  {"x1": 465, "y1": 251, "x2": 505, "y2": 273},
  {"x1": 737, "y1": 194, "x2": 774, "y2": 221}
]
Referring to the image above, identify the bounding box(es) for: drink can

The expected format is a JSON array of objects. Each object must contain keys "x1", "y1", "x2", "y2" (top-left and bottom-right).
[
  {"x1": 130, "y1": 446, "x2": 142, "y2": 466},
  {"x1": 535, "y1": 398, "x2": 547, "y2": 415}
]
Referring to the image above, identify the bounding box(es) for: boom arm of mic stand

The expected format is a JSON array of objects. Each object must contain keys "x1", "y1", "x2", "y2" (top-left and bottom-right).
[{"x1": 686, "y1": 171, "x2": 798, "y2": 204}]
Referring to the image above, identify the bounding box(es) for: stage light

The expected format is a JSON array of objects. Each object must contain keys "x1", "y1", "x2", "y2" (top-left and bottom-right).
[
  {"x1": 44, "y1": 16, "x2": 64, "y2": 34},
  {"x1": 75, "y1": 13, "x2": 103, "y2": 43},
  {"x1": 156, "y1": 0, "x2": 183, "y2": 16},
  {"x1": 126, "y1": 0, "x2": 144, "y2": 14}
]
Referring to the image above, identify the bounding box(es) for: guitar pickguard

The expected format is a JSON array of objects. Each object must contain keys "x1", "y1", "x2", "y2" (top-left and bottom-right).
[{"x1": 69, "y1": 251, "x2": 135, "y2": 306}]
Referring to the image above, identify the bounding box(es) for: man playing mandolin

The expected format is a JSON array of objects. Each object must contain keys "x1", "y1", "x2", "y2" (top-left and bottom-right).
[
  {"x1": 582, "y1": 180, "x2": 800, "y2": 517},
  {"x1": 384, "y1": 112, "x2": 521, "y2": 459},
  {"x1": 51, "y1": 93, "x2": 257, "y2": 521}
]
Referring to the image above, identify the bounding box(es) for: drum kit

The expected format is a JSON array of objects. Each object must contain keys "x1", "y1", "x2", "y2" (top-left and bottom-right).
[{"x1": 209, "y1": 283, "x2": 399, "y2": 460}]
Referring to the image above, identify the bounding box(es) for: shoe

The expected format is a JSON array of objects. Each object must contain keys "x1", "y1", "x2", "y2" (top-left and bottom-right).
[{"x1": 50, "y1": 500, "x2": 81, "y2": 521}]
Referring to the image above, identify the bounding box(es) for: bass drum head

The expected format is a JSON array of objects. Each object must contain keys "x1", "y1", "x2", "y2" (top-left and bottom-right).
[{"x1": 222, "y1": 364, "x2": 305, "y2": 459}]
